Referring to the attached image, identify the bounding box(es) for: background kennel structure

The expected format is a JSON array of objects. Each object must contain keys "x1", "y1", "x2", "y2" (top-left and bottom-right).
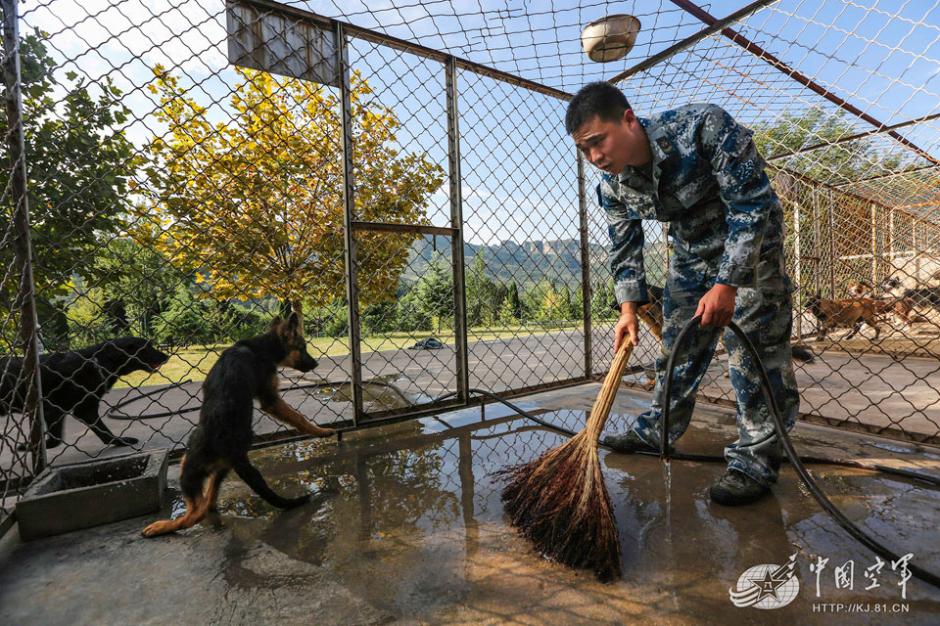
[{"x1": 2, "y1": 0, "x2": 940, "y2": 528}]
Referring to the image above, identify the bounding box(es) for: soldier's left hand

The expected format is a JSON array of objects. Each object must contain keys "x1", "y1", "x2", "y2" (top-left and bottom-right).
[{"x1": 696, "y1": 283, "x2": 738, "y2": 327}]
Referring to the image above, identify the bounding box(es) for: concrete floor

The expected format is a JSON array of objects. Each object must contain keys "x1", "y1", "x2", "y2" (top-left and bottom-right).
[{"x1": 2, "y1": 383, "x2": 940, "y2": 624}]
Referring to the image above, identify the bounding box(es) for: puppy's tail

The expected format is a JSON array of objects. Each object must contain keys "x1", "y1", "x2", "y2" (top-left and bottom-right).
[{"x1": 232, "y1": 456, "x2": 309, "y2": 509}]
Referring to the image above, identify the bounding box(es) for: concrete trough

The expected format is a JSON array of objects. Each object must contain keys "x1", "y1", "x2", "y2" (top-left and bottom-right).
[{"x1": 16, "y1": 450, "x2": 168, "y2": 541}]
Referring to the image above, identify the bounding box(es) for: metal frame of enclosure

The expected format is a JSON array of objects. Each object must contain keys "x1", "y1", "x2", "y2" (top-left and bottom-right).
[{"x1": 3, "y1": 0, "x2": 940, "y2": 529}]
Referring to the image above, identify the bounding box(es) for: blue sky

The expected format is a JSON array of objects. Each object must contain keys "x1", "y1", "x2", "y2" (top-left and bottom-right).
[{"x1": 18, "y1": 0, "x2": 940, "y2": 247}]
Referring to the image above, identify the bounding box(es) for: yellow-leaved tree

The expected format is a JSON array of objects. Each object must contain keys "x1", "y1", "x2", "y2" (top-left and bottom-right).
[{"x1": 136, "y1": 66, "x2": 445, "y2": 317}]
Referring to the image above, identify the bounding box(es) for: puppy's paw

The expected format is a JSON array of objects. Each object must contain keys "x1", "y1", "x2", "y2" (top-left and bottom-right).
[
  {"x1": 141, "y1": 521, "x2": 171, "y2": 538},
  {"x1": 316, "y1": 427, "x2": 336, "y2": 438},
  {"x1": 303, "y1": 423, "x2": 336, "y2": 438},
  {"x1": 110, "y1": 436, "x2": 139, "y2": 447}
]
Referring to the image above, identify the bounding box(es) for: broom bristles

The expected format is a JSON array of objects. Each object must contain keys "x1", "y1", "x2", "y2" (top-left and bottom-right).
[{"x1": 500, "y1": 342, "x2": 633, "y2": 582}]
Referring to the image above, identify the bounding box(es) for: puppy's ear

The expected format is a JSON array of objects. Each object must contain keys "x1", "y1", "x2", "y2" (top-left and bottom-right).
[
  {"x1": 287, "y1": 311, "x2": 302, "y2": 335},
  {"x1": 269, "y1": 315, "x2": 283, "y2": 332}
]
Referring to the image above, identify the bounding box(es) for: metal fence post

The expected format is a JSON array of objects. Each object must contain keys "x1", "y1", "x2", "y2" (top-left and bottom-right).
[
  {"x1": 793, "y1": 201, "x2": 802, "y2": 341},
  {"x1": 871, "y1": 204, "x2": 878, "y2": 285},
  {"x1": 888, "y1": 208, "x2": 895, "y2": 271},
  {"x1": 335, "y1": 21, "x2": 363, "y2": 424},
  {"x1": 577, "y1": 152, "x2": 592, "y2": 378},
  {"x1": 813, "y1": 191, "x2": 821, "y2": 295},
  {"x1": 2, "y1": 0, "x2": 46, "y2": 474},
  {"x1": 827, "y1": 190, "x2": 836, "y2": 298},
  {"x1": 445, "y1": 56, "x2": 469, "y2": 403}
]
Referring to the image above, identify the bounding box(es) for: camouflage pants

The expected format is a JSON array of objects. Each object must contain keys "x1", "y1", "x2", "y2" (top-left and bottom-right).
[{"x1": 630, "y1": 252, "x2": 800, "y2": 487}]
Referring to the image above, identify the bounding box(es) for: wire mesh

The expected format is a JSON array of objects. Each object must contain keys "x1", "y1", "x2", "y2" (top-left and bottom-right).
[
  {"x1": 457, "y1": 69, "x2": 587, "y2": 395},
  {"x1": 3, "y1": 0, "x2": 358, "y2": 473},
  {"x1": 0, "y1": 0, "x2": 939, "y2": 516},
  {"x1": 1, "y1": 0, "x2": 46, "y2": 527},
  {"x1": 0, "y1": 161, "x2": 41, "y2": 526},
  {"x1": 603, "y1": 0, "x2": 940, "y2": 443}
]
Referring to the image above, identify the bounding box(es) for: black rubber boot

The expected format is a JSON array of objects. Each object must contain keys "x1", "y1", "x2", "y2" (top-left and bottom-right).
[
  {"x1": 709, "y1": 469, "x2": 771, "y2": 506},
  {"x1": 602, "y1": 430, "x2": 667, "y2": 454}
]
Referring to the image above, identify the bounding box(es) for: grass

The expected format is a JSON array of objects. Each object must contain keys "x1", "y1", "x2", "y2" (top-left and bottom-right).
[{"x1": 115, "y1": 324, "x2": 583, "y2": 388}]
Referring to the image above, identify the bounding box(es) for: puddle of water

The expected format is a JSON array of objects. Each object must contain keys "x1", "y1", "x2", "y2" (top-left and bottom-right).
[
  {"x1": 304, "y1": 375, "x2": 434, "y2": 410},
  {"x1": 866, "y1": 441, "x2": 918, "y2": 455},
  {"x1": 199, "y1": 409, "x2": 940, "y2": 622}
]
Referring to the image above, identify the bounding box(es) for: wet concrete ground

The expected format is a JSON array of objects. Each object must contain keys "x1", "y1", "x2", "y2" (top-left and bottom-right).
[{"x1": 1, "y1": 385, "x2": 940, "y2": 624}]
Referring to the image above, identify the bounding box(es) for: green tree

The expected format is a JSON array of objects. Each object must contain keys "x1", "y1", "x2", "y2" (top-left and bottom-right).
[
  {"x1": 591, "y1": 280, "x2": 618, "y2": 321},
  {"x1": 152, "y1": 284, "x2": 223, "y2": 346},
  {"x1": 505, "y1": 281, "x2": 523, "y2": 322},
  {"x1": 558, "y1": 285, "x2": 581, "y2": 321},
  {"x1": 753, "y1": 107, "x2": 900, "y2": 184},
  {"x1": 82, "y1": 238, "x2": 184, "y2": 337},
  {"x1": 465, "y1": 253, "x2": 507, "y2": 327},
  {"x1": 395, "y1": 287, "x2": 431, "y2": 332},
  {"x1": 0, "y1": 31, "x2": 137, "y2": 333},
  {"x1": 497, "y1": 295, "x2": 517, "y2": 326},
  {"x1": 305, "y1": 300, "x2": 349, "y2": 338},
  {"x1": 414, "y1": 253, "x2": 453, "y2": 333},
  {"x1": 65, "y1": 288, "x2": 112, "y2": 347},
  {"x1": 361, "y1": 301, "x2": 397, "y2": 335},
  {"x1": 138, "y1": 66, "x2": 445, "y2": 316}
]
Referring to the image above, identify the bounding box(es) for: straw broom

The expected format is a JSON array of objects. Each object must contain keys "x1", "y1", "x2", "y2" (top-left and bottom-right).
[{"x1": 500, "y1": 341, "x2": 634, "y2": 582}]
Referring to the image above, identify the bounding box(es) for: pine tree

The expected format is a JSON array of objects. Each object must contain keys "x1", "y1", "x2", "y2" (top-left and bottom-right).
[
  {"x1": 415, "y1": 253, "x2": 453, "y2": 333},
  {"x1": 507, "y1": 281, "x2": 522, "y2": 321}
]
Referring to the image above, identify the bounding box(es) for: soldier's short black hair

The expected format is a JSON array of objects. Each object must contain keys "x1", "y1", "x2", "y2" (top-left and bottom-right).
[{"x1": 565, "y1": 82, "x2": 632, "y2": 135}]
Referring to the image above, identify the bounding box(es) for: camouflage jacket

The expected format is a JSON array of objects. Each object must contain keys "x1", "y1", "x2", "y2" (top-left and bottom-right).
[{"x1": 597, "y1": 103, "x2": 786, "y2": 304}]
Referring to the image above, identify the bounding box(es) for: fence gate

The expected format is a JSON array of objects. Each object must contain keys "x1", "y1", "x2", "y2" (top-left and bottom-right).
[
  {"x1": 229, "y1": 2, "x2": 594, "y2": 426},
  {"x1": 342, "y1": 52, "x2": 470, "y2": 424}
]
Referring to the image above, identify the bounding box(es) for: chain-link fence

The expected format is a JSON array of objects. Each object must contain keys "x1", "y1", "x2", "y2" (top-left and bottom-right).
[
  {"x1": 1, "y1": 0, "x2": 46, "y2": 528},
  {"x1": 2, "y1": 0, "x2": 939, "y2": 527},
  {"x1": 604, "y1": 0, "x2": 940, "y2": 444}
]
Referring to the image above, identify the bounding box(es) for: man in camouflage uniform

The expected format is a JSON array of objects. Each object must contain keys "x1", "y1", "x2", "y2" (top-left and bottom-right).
[{"x1": 566, "y1": 82, "x2": 799, "y2": 505}]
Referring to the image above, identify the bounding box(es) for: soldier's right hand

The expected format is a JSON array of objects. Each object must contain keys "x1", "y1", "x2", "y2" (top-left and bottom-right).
[{"x1": 614, "y1": 303, "x2": 640, "y2": 352}]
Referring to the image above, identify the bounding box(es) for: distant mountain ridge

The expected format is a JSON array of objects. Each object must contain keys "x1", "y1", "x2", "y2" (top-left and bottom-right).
[{"x1": 403, "y1": 235, "x2": 609, "y2": 286}]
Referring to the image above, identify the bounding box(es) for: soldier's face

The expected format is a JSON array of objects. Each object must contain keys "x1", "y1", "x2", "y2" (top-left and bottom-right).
[{"x1": 572, "y1": 109, "x2": 650, "y2": 174}]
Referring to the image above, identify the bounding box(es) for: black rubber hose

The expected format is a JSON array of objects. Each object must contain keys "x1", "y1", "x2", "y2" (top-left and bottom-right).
[
  {"x1": 105, "y1": 379, "x2": 410, "y2": 421},
  {"x1": 661, "y1": 316, "x2": 940, "y2": 589},
  {"x1": 107, "y1": 380, "x2": 199, "y2": 420}
]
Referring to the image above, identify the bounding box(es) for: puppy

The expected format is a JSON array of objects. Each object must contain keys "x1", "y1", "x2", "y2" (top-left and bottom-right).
[
  {"x1": 636, "y1": 285, "x2": 664, "y2": 341},
  {"x1": 875, "y1": 278, "x2": 917, "y2": 325},
  {"x1": 847, "y1": 280, "x2": 874, "y2": 298},
  {"x1": 142, "y1": 312, "x2": 334, "y2": 537},
  {"x1": 806, "y1": 293, "x2": 881, "y2": 340},
  {"x1": 1, "y1": 337, "x2": 169, "y2": 449}
]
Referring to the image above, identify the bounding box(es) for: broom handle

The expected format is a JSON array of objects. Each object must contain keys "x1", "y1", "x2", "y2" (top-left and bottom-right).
[{"x1": 585, "y1": 341, "x2": 634, "y2": 441}]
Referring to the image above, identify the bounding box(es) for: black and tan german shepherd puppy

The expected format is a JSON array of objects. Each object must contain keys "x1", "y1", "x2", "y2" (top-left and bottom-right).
[
  {"x1": 1, "y1": 337, "x2": 169, "y2": 449},
  {"x1": 142, "y1": 312, "x2": 334, "y2": 537}
]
